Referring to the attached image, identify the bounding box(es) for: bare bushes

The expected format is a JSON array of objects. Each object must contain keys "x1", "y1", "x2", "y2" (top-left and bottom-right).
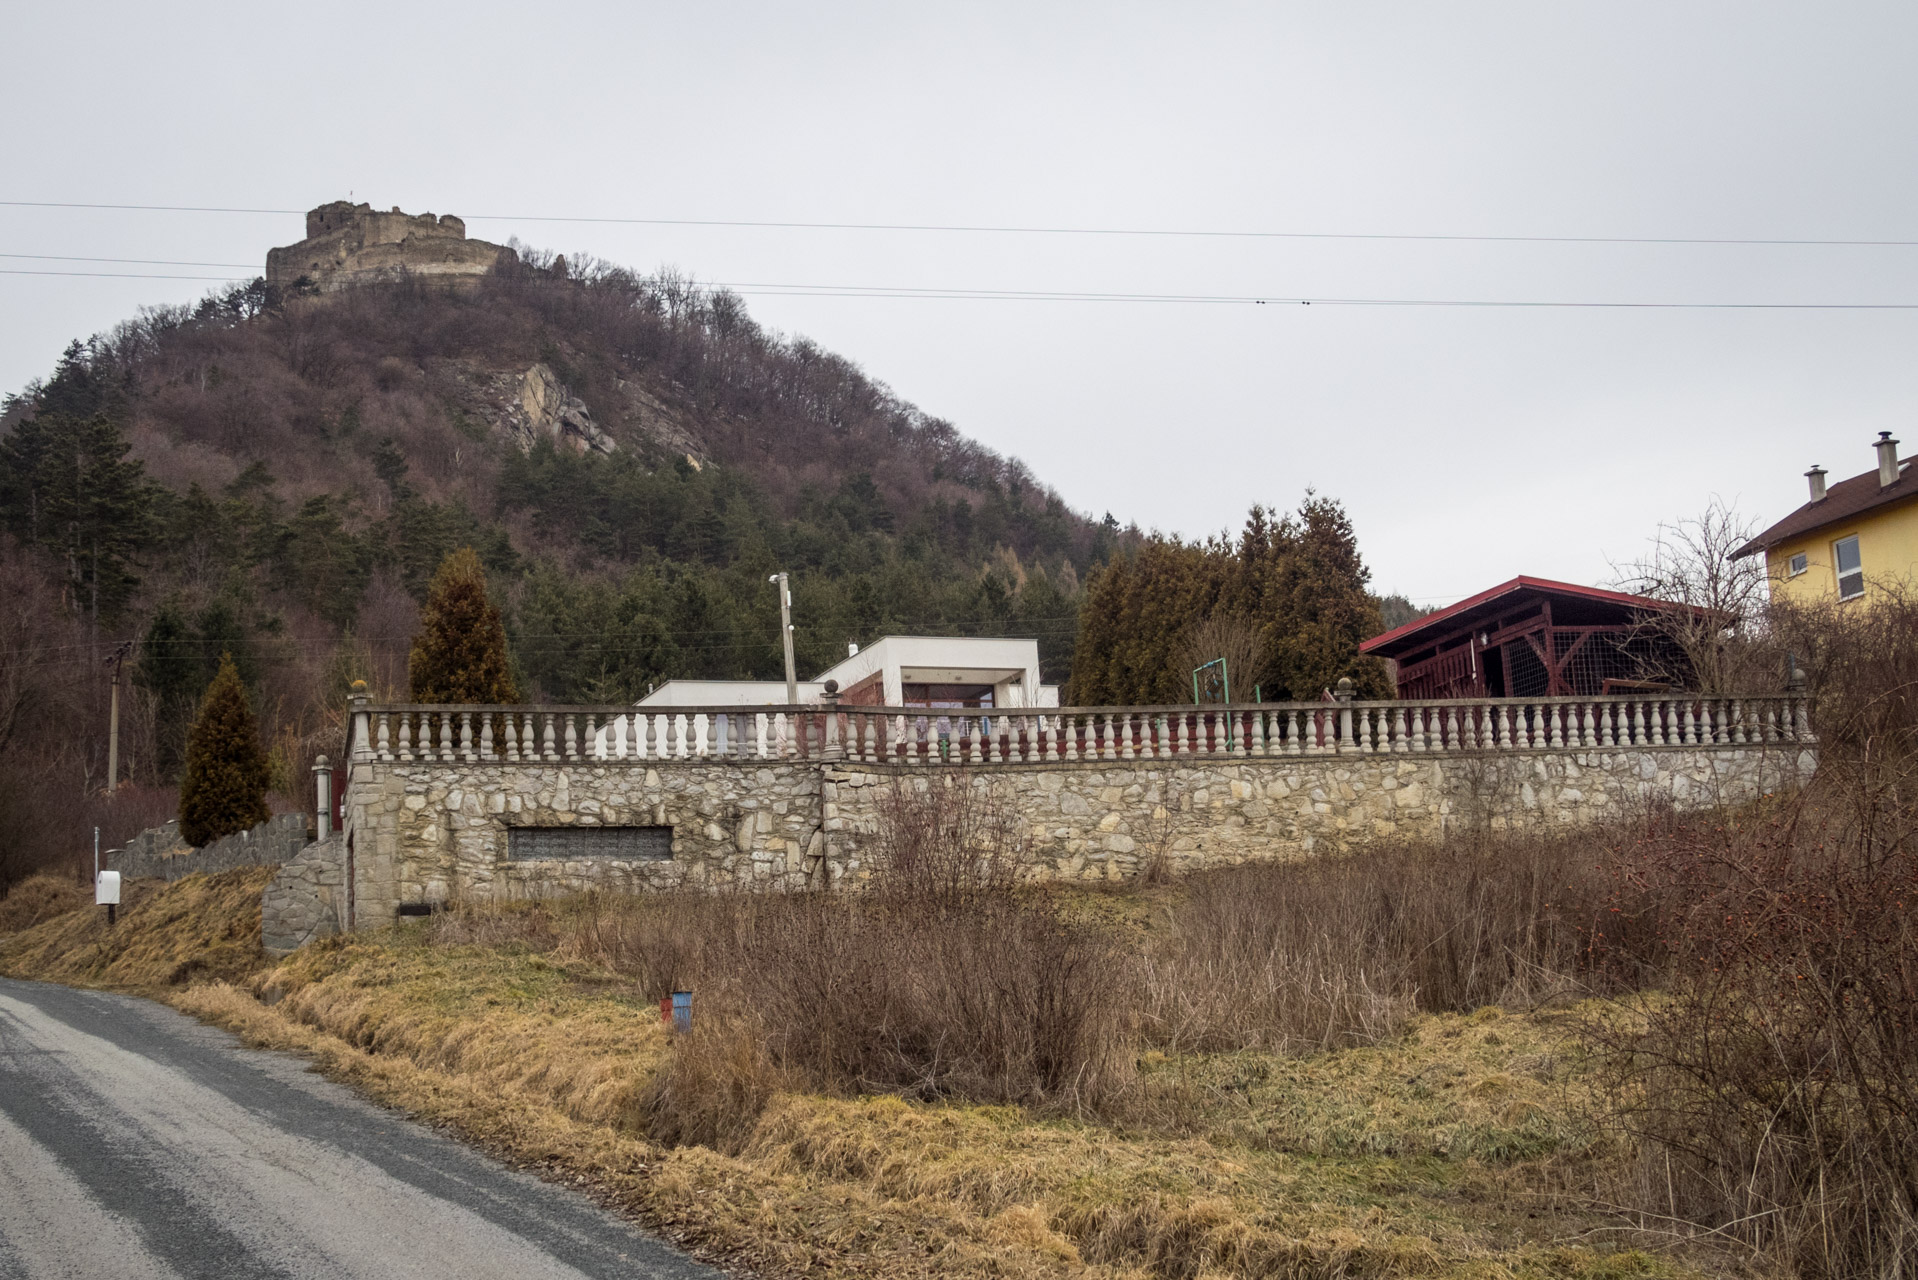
[
  {"x1": 569, "y1": 777, "x2": 1137, "y2": 1149},
  {"x1": 1144, "y1": 830, "x2": 1636, "y2": 1053},
  {"x1": 1599, "y1": 786, "x2": 1918, "y2": 1274}
]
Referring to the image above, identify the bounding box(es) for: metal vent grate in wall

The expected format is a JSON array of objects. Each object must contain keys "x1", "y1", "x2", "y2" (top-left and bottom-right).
[{"x1": 506, "y1": 826, "x2": 674, "y2": 861}]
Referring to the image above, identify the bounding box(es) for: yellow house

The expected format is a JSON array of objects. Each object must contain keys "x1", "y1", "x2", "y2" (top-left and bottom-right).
[{"x1": 1733, "y1": 432, "x2": 1918, "y2": 605}]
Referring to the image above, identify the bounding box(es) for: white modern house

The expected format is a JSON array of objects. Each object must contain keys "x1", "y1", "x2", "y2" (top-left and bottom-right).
[{"x1": 637, "y1": 636, "x2": 1059, "y2": 708}]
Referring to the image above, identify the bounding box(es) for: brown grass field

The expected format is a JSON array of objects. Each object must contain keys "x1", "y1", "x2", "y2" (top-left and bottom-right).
[{"x1": 1, "y1": 861, "x2": 1715, "y2": 1280}]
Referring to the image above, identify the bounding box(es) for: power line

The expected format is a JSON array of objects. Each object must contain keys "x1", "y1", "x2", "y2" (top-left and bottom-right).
[
  {"x1": 5, "y1": 199, "x2": 1917, "y2": 248},
  {"x1": 0, "y1": 252, "x2": 261, "y2": 269},
  {"x1": 9, "y1": 265, "x2": 1918, "y2": 310}
]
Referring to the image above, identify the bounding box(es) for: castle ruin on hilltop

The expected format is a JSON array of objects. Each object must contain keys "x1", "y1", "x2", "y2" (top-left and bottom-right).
[{"x1": 265, "y1": 201, "x2": 516, "y2": 292}]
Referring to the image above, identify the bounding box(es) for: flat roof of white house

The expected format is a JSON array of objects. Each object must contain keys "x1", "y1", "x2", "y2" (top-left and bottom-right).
[{"x1": 636, "y1": 635, "x2": 1058, "y2": 707}]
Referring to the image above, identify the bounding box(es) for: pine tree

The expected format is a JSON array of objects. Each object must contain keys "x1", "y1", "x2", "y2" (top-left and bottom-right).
[
  {"x1": 408, "y1": 547, "x2": 519, "y2": 703},
  {"x1": 177, "y1": 653, "x2": 271, "y2": 847},
  {"x1": 135, "y1": 599, "x2": 201, "y2": 781},
  {"x1": 1262, "y1": 496, "x2": 1391, "y2": 699}
]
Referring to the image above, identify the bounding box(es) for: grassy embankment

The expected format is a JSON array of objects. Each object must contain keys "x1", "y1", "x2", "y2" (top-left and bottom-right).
[{"x1": 1, "y1": 853, "x2": 1699, "y2": 1280}]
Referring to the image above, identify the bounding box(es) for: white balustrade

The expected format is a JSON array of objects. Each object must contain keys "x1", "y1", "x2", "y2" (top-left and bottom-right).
[{"x1": 354, "y1": 693, "x2": 1814, "y2": 768}]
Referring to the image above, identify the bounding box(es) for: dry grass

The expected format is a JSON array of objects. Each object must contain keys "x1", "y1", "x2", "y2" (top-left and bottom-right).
[
  {"x1": 0, "y1": 866, "x2": 274, "y2": 989},
  {"x1": 0, "y1": 844, "x2": 1741, "y2": 1278},
  {"x1": 0, "y1": 872, "x2": 91, "y2": 934},
  {"x1": 173, "y1": 933, "x2": 1689, "y2": 1280}
]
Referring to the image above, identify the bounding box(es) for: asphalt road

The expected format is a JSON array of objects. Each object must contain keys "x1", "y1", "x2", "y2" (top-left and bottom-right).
[{"x1": 0, "y1": 978, "x2": 720, "y2": 1280}]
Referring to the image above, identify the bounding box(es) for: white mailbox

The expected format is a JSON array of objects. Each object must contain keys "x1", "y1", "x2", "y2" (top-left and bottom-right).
[{"x1": 95, "y1": 870, "x2": 121, "y2": 906}]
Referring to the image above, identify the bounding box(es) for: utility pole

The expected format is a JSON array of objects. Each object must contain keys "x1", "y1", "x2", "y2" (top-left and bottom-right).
[
  {"x1": 104, "y1": 639, "x2": 133, "y2": 795},
  {"x1": 769, "y1": 572, "x2": 798, "y2": 704}
]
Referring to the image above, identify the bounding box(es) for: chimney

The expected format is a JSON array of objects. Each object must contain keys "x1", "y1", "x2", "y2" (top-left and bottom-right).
[
  {"x1": 847, "y1": 641, "x2": 859, "y2": 657},
  {"x1": 1876, "y1": 431, "x2": 1901, "y2": 488},
  {"x1": 1805, "y1": 465, "x2": 1828, "y2": 502}
]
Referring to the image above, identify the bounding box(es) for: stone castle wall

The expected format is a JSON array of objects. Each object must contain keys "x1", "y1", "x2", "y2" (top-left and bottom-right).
[
  {"x1": 266, "y1": 201, "x2": 514, "y2": 293},
  {"x1": 329, "y1": 742, "x2": 1813, "y2": 921}
]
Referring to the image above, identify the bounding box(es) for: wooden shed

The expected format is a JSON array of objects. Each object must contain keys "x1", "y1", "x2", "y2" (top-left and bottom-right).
[{"x1": 1360, "y1": 576, "x2": 1689, "y2": 700}]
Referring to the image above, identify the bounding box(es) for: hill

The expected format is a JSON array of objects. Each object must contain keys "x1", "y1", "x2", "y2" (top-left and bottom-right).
[{"x1": 0, "y1": 225, "x2": 1133, "y2": 884}]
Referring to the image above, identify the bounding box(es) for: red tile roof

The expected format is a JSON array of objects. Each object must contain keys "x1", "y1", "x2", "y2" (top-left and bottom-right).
[{"x1": 1732, "y1": 453, "x2": 1918, "y2": 559}]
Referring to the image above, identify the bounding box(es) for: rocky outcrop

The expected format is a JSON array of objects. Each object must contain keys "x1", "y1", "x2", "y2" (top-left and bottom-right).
[
  {"x1": 266, "y1": 201, "x2": 515, "y2": 293},
  {"x1": 508, "y1": 364, "x2": 617, "y2": 455}
]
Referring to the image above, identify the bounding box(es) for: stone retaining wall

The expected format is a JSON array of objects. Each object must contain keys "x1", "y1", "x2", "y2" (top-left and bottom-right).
[
  {"x1": 261, "y1": 835, "x2": 346, "y2": 956},
  {"x1": 110, "y1": 813, "x2": 310, "y2": 882},
  {"x1": 326, "y1": 742, "x2": 1814, "y2": 923}
]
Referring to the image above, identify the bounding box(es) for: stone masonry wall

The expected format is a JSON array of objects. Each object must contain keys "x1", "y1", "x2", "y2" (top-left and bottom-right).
[
  {"x1": 825, "y1": 744, "x2": 1815, "y2": 883},
  {"x1": 110, "y1": 813, "x2": 310, "y2": 882},
  {"x1": 334, "y1": 743, "x2": 1815, "y2": 924},
  {"x1": 345, "y1": 758, "x2": 825, "y2": 921},
  {"x1": 261, "y1": 835, "x2": 346, "y2": 956}
]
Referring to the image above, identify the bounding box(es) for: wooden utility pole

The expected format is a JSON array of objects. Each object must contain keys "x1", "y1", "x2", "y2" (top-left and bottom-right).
[
  {"x1": 769, "y1": 573, "x2": 798, "y2": 704},
  {"x1": 104, "y1": 639, "x2": 133, "y2": 794}
]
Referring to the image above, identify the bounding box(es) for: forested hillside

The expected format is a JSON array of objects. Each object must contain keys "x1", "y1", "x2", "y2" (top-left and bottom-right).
[{"x1": 0, "y1": 250, "x2": 1389, "y2": 888}]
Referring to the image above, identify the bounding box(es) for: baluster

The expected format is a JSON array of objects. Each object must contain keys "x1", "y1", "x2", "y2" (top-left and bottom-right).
[
  {"x1": 1233, "y1": 709, "x2": 1249, "y2": 758},
  {"x1": 372, "y1": 711, "x2": 389, "y2": 761},
  {"x1": 392, "y1": 711, "x2": 410, "y2": 761},
  {"x1": 1759, "y1": 701, "x2": 1777, "y2": 744},
  {"x1": 1656, "y1": 701, "x2": 1673, "y2": 746},
  {"x1": 1281, "y1": 709, "x2": 1298, "y2": 755},
  {"x1": 1626, "y1": 701, "x2": 1641, "y2": 746},
  {"x1": 1579, "y1": 702, "x2": 1594, "y2": 748},
  {"x1": 455, "y1": 711, "x2": 470, "y2": 761},
  {"x1": 1542, "y1": 703, "x2": 1557, "y2": 749},
  {"x1": 1496, "y1": 704, "x2": 1512, "y2": 750},
  {"x1": 1402, "y1": 706, "x2": 1421, "y2": 752},
  {"x1": 558, "y1": 713, "x2": 573, "y2": 759},
  {"x1": 1678, "y1": 701, "x2": 1695, "y2": 745},
  {"x1": 432, "y1": 711, "x2": 448, "y2": 761},
  {"x1": 481, "y1": 712, "x2": 497, "y2": 761},
  {"x1": 1459, "y1": 705, "x2": 1475, "y2": 751},
  {"x1": 1729, "y1": 698, "x2": 1746, "y2": 745}
]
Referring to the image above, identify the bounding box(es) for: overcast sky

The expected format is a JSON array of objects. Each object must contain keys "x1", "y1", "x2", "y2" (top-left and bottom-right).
[{"x1": 6, "y1": 2, "x2": 1918, "y2": 605}]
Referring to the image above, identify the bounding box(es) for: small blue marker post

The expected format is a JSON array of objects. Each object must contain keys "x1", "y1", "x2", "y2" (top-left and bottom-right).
[{"x1": 671, "y1": 990, "x2": 692, "y2": 1033}]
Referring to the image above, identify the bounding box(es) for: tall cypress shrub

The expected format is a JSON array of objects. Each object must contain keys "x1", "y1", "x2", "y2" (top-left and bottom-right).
[
  {"x1": 409, "y1": 547, "x2": 519, "y2": 703},
  {"x1": 177, "y1": 653, "x2": 271, "y2": 847}
]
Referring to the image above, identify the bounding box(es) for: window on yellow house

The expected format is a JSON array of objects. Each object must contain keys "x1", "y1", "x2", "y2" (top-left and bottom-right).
[
  {"x1": 1835, "y1": 535, "x2": 1864, "y2": 600},
  {"x1": 1788, "y1": 552, "x2": 1808, "y2": 576}
]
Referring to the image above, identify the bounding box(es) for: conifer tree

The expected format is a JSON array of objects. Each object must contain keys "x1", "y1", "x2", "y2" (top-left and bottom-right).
[
  {"x1": 408, "y1": 547, "x2": 519, "y2": 703},
  {"x1": 177, "y1": 653, "x2": 271, "y2": 847}
]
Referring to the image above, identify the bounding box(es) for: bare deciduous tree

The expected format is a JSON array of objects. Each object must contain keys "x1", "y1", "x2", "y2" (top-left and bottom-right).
[
  {"x1": 1613, "y1": 500, "x2": 1773, "y2": 694},
  {"x1": 1169, "y1": 614, "x2": 1267, "y2": 704}
]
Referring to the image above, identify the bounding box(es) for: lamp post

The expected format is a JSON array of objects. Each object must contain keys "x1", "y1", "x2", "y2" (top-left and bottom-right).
[{"x1": 769, "y1": 572, "x2": 798, "y2": 704}]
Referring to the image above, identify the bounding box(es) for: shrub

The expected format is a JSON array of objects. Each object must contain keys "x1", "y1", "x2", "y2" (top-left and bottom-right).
[
  {"x1": 407, "y1": 547, "x2": 517, "y2": 703},
  {"x1": 1597, "y1": 795, "x2": 1918, "y2": 1277},
  {"x1": 177, "y1": 653, "x2": 271, "y2": 847},
  {"x1": 1142, "y1": 828, "x2": 1646, "y2": 1053}
]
